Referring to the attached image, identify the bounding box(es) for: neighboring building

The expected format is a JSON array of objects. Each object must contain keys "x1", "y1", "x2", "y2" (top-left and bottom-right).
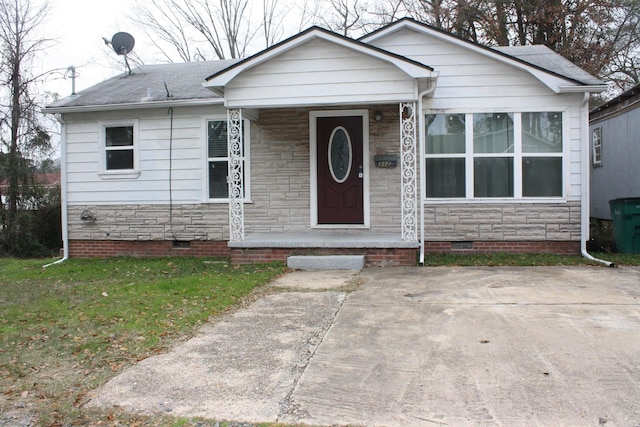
[
  {"x1": 0, "y1": 172, "x2": 60, "y2": 209},
  {"x1": 44, "y1": 18, "x2": 606, "y2": 265},
  {"x1": 589, "y1": 83, "x2": 640, "y2": 220}
]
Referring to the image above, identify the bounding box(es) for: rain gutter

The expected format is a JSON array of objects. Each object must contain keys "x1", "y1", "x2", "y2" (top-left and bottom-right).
[
  {"x1": 44, "y1": 114, "x2": 69, "y2": 268},
  {"x1": 580, "y1": 92, "x2": 614, "y2": 267},
  {"x1": 418, "y1": 78, "x2": 438, "y2": 265}
]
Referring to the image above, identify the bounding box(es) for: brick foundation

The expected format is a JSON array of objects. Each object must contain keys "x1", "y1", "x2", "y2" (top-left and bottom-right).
[
  {"x1": 230, "y1": 247, "x2": 419, "y2": 266},
  {"x1": 423, "y1": 240, "x2": 580, "y2": 255},
  {"x1": 69, "y1": 240, "x2": 230, "y2": 258},
  {"x1": 68, "y1": 239, "x2": 579, "y2": 263}
]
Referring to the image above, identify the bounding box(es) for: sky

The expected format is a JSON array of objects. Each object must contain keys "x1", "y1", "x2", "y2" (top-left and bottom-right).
[
  {"x1": 39, "y1": 0, "x2": 151, "y2": 98},
  {"x1": 38, "y1": 0, "x2": 302, "y2": 99}
]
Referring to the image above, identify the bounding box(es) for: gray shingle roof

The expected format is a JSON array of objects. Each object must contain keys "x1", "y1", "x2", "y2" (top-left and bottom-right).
[
  {"x1": 493, "y1": 45, "x2": 604, "y2": 86},
  {"x1": 46, "y1": 42, "x2": 603, "y2": 112},
  {"x1": 47, "y1": 60, "x2": 238, "y2": 109}
]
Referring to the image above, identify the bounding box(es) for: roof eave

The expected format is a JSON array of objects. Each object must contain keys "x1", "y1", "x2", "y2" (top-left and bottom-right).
[
  {"x1": 203, "y1": 27, "x2": 434, "y2": 89},
  {"x1": 558, "y1": 85, "x2": 608, "y2": 94},
  {"x1": 43, "y1": 97, "x2": 224, "y2": 114},
  {"x1": 362, "y1": 19, "x2": 602, "y2": 92}
]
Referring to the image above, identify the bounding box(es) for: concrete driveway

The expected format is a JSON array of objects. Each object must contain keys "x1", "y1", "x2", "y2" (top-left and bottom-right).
[{"x1": 89, "y1": 266, "x2": 640, "y2": 426}]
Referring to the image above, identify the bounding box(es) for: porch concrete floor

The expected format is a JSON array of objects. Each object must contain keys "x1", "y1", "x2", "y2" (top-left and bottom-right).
[{"x1": 227, "y1": 232, "x2": 420, "y2": 248}]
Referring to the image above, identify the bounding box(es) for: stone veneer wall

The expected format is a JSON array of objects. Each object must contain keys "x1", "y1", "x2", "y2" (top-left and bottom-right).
[
  {"x1": 422, "y1": 202, "x2": 582, "y2": 254},
  {"x1": 68, "y1": 204, "x2": 229, "y2": 241},
  {"x1": 245, "y1": 105, "x2": 405, "y2": 233}
]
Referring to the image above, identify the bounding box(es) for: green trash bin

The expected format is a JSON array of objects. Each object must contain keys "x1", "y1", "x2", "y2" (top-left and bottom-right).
[{"x1": 609, "y1": 198, "x2": 640, "y2": 254}]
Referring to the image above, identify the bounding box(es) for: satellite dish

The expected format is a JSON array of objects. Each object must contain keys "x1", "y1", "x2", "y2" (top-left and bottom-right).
[{"x1": 111, "y1": 32, "x2": 135, "y2": 55}]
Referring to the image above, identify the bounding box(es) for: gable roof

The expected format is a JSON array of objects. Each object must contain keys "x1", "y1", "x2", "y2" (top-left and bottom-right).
[
  {"x1": 44, "y1": 18, "x2": 607, "y2": 114},
  {"x1": 493, "y1": 45, "x2": 602, "y2": 86},
  {"x1": 44, "y1": 60, "x2": 237, "y2": 113},
  {"x1": 361, "y1": 18, "x2": 606, "y2": 91},
  {"x1": 203, "y1": 25, "x2": 436, "y2": 92}
]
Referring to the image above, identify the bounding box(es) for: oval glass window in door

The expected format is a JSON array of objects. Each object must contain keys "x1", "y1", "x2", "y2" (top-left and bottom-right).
[{"x1": 328, "y1": 126, "x2": 352, "y2": 183}]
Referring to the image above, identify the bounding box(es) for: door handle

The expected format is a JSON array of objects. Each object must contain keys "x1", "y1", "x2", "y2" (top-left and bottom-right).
[{"x1": 358, "y1": 165, "x2": 363, "y2": 179}]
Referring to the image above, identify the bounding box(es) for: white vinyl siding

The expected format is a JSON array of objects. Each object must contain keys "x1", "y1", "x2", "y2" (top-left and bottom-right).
[
  {"x1": 64, "y1": 107, "x2": 226, "y2": 205},
  {"x1": 224, "y1": 38, "x2": 418, "y2": 108},
  {"x1": 369, "y1": 29, "x2": 570, "y2": 100}
]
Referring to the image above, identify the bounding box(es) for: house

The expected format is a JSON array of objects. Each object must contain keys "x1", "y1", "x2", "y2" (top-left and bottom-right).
[
  {"x1": 0, "y1": 172, "x2": 60, "y2": 209},
  {"x1": 44, "y1": 18, "x2": 607, "y2": 266},
  {"x1": 589, "y1": 83, "x2": 640, "y2": 250},
  {"x1": 589, "y1": 83, "x2": 640, "y2": 247}
]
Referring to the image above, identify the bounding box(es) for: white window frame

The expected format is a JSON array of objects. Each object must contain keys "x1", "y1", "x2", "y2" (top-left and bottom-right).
[
  {"x1": 592, "y1": 126, "x2": 603, "y2": 167},
  {"x1": 99, "y1": 119, "x2": 140, "y2": 180},
  {"x1": 204, "y1": 116, "x2": 251, "y2": 203},
  {"x1": 424, "y1": 110, "x2": 567, "y2": 202}
]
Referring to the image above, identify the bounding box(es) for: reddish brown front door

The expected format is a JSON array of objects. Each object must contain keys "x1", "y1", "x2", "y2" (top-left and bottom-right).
[{"x1": 317, "y1": 115, "x2": 364, "y2": 224}]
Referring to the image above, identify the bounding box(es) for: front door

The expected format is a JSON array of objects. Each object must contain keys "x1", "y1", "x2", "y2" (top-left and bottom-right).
[{"x1": 316, "y1": 115, "x2": 364, "y2": 224}]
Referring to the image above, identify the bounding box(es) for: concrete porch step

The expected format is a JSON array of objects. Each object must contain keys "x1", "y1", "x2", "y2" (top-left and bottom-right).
[{"x1": 287, "y1": 255, "x2": 365, "y2": 271}]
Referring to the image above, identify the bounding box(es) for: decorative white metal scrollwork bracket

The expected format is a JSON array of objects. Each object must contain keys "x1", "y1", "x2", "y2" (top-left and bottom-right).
[
  {"x1": 227, "y1": 108, "x2": 244, "y2": 241},
  {"x1": 400, "y1": 102, "x2": 418, "y2": 241}
]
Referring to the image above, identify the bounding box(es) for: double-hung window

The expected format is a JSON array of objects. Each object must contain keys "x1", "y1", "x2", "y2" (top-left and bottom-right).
[
  {"x1": 425, "y1": 111, "x2": 564, "y2": 200},
  {"x1": 101, "y1": 121, "x2": 139, "y2": 178},
  {"x1": 206, "y1": 118, "x2": 250, "y2": 201}
]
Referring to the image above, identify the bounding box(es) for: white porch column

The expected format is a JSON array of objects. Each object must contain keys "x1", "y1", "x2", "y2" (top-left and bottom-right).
[
  {"x1": 227, "y1": 108, "x2": 244, "y2": 241},
  {"x1": 400, "y1": 102, "x2": 418, "y2": 241}
]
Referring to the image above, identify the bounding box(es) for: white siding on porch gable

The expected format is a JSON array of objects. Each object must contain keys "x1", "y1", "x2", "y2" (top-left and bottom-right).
[
  {"x1": 370, "y1": 28, "x2": 585, "y2": 200},
  {"x1": 224, "y1": 38, "x2": 418, "y2": 108},
  {"x1": 64, "y1": 107, "x2": 225, "y2": 205}
]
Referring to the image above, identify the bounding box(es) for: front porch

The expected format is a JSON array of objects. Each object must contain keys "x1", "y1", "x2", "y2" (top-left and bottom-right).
[{"x1": 228, "y1": 232, "x2": 419, "y2": 266}]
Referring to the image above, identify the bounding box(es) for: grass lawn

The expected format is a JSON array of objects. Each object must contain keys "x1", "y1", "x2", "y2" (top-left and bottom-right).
[{"x1": 0, "y1": 257, "x2": 286, "y2": 427}]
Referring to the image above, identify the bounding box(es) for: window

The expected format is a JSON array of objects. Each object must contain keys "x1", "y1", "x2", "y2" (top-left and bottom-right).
[
  {"x1": 206, "y1": 119, "x2": 250, "y2": 201},
  {"x1": 105, "y1": 126, "x2": 134, "y2": 170},
  {"x1": 473, "y1": 113, "x2": 514, "y2": 197},
  {"x1": 522, "y1": 112, "x2": 563, "y2": 197},
  {"x1": 101, "y1": 121, "x2": 139, "y2": 178},
  {"x1": 425, "y1": 111, "x2": 564, "y2": 200},
  {"x1": 592, "y1": 127, "x2": 602, "y2": 167},
  {"x1": 425, "y1": 114, "x2": 466, "y2": 198}
]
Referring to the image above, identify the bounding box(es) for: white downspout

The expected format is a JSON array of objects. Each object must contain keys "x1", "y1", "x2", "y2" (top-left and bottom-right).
[
  {"x1": 418, "y1": 79, "x2": 438, "y2": 265},
  {"x1": 44, "y1": 114, "x2": 69, "y2": 268},
  {"x1": 580, "y1": 92, "x2": 614, "y2": 267}
]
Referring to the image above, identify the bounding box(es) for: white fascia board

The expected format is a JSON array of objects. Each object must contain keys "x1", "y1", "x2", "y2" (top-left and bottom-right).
[
  {"x1": 42, "y1": 98, "x2": 224, "y2": 114},
  {"x1": 203, "y1": 29, "x2": 435, "y2": 90},
  {"x1": 362, "y1": 20, "x2": 586, "y2": 93},
  {"x1": 558, "y1": 85, "x2": 608, "y2": 93}
]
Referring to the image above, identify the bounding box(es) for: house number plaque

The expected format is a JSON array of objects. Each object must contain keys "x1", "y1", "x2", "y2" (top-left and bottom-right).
[{"x1": 374, "y1": 154, "x2": 398, "y2": 168}]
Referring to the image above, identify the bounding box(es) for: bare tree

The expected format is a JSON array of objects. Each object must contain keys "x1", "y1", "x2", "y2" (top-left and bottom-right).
[
  {"x1": 600, "y1": 0, "x2": 640, "y2": 91},
  {"x1": 132, "y1": 0, "x2": 196, "y2": 62},
  {"x1": 132, "y1": 0, "x2": 255, "y2": 60},
  {"x1": 261, "y1": 0, "x2": 284, "y2": 48},
  {"x1": 314, "y1": 0, "x2": 369, "y2": 37},
  {"x1": 0, "y1": 0, "x2": 55, "y2": 255}
]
